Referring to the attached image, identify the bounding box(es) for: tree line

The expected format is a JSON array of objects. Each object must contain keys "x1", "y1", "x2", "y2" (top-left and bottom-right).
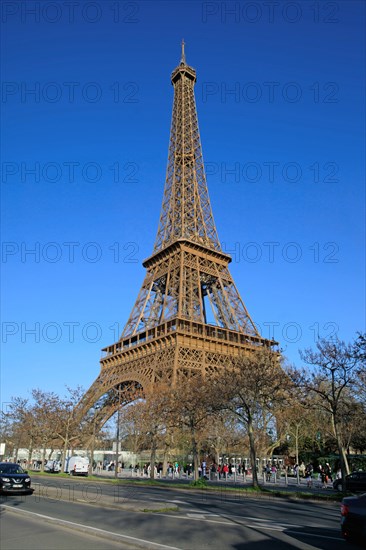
[{"x1": 1, "y1": 333, "x2": 365, "y2": 487}]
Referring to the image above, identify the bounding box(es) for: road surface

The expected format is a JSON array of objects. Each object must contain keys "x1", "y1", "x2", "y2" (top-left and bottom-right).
[{"x1": 1, "y1": 476, "x2": 352, "y2": 550}]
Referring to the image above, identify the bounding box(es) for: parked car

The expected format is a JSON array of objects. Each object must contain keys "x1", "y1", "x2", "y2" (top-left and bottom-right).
[
  {"x1": 334, "y1": 471, "x2": 366, "y2": 493},
  {"x1": 0, "y1": 462, "x2": 33, "y2": 495},
  {"x1": 341, "y1": 493, "x2": 366, "y2": 545},
  {"x1": 44, "y1": 460, "x2": 61, "y2": 473}
]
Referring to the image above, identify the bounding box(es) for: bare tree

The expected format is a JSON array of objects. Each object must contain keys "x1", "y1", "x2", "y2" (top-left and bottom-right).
[
  {"x1": 349, "y1": 333, "x2": 366, "y2": 453},
  {"x1": 221, "y1": 348, "x2": 288, "y2": 487},
  {"x1": 53, "y1": 386, "x2": 86, "y2": 468},
  {"x1": 30, "y1": 389, "x2": 64, "y2": 470},
  {"x1": 168, "y1": 375, "x2": 222, "y2": 480},
  {"x1": 204, "y1": 412, "x2": 243, "y2": 466},
  {"x1": 3, "y1": 387, "x2": 90, "y2": 469},
  {"x1": 119, "y1": 383, "x2": 171, "y2": 479},
  {"x1": 353, "y1": 332, "x2": 366, "y2": 403},
  {"x1": 2, "y1": 397, "x2": 40, "y2": 463},
  {"x1": 289, "y1": 337, "x2": 360, "y2": 483}
]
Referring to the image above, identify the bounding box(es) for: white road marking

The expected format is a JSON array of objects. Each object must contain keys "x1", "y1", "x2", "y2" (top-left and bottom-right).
[
  {"x1": 237, "y1": 515, "x2": 302, "y2": 528},
  {"x1": 1, "y1": 505, "x2": 182, "y2": 549},
  {"x1": 111, "y1": 506, "x2": 344, "y2": 545}
]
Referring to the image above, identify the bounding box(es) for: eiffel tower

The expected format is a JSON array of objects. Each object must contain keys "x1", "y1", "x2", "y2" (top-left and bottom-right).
[{"x1": 79, "y1": 43, "x2": 275, "y2": 422}]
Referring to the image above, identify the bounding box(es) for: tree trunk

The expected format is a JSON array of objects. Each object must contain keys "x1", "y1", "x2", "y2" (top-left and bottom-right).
[
  {"x1": 295, "y1": 424, "x2": 299, "y2": 466},
  {"x1": 27, "y1": 438, "x2": 33, "y2": 469},
  {"x1": 90, "y1": 440, "x2": 95, "y2": 475},
  {"x1": 61, "y1": 418, "x2": 70, "y2": 472},
  {"x1": 41, "y1": 446, "x2": 46, "y2": 472},
  {"x1": 248, "y1": 417, "x2": 258, "y2": 487},
  {"x1": 162, "y1": 439, "x2": 169, "y2": 477},
  {"x1": 150, "y1": 437, "x2": 156, "y2": 480},
  {"x1": 340, "y1": 446, "x2": 350, "y2": 476},
  {"x1": 331, "y1": 412, "x2": 350, "y2": 487},
  {"x1": 61, "y1": 437, "x2": 68, "y2": 472},
  {"x1": 191, "y1": 429, "x2": 199, "y2": 480}
]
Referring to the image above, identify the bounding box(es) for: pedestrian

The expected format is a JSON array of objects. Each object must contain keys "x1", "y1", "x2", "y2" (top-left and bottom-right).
[
  {"x1": 305, "y1": 463, "x2": 313, "y2": 488},
  {"x1": 325, "y1": 463, "x2": 332, "y2": 483},
  {"x1": 210, "y1": 463, "x2": 217, "y2": 481},
  {"x1": 318, "y1": 464, "x2": 327, "y2": 488},
  {"x1": 321, "y1": 469, "x2": 327, "y2": 489},
  {"x1": 271, "y1": 464, "x2": 277, "y2": 482},
  {"x1": 265, "y1": 463, "x2": 271, "y2": 482}
]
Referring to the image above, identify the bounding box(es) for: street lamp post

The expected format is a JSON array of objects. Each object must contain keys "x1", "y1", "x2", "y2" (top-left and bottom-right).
[
  {"x1": 114, "y1": 404, "x2": 120, "y2": 479},
  {"x1": 90, "y1": 405, "x2": 100, "y2": 475}
]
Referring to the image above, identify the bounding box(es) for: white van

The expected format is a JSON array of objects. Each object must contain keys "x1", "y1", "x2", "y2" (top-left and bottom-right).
[{"x1": 65, "y1": 456, "x2": 89, "y2": 476}]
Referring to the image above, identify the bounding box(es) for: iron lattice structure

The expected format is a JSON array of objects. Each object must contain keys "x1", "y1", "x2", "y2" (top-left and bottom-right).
[{"x1": 79, "y1": 44, "x2": 276, "y2": 421}]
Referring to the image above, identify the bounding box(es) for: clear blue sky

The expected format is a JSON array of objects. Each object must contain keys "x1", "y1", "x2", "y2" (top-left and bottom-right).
[{"x1": 1, "y1": 0, "x2": 365, "y2": 406}]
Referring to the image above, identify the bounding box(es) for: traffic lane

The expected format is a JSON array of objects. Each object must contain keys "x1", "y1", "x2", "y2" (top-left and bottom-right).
[
  {"x1": 155, "y1": 508, "x2": 346, "y2": 550},
  {"x1": 1, "y1": 491, "x2": 345, "y2": 550},
  {"x1": 1, "y1": 498, "x2": 328, "y2": 550},
  {"x1": 23, "y1": 477, "x2": 345, "y2": 541},
  {"x1": 30, "y1": 474, "x2": 342, "y2": 513},
  {"x1": 198, "y1": 495, "x2": 341, "y2": 526},
  {"x1": 0, "y1": 505, "x2": 137, "y2": 550},
  {"x1": 27, "y1": 476, "x2": 344, "y2": 533},
  {"x1": 0, "y1": 498, "x2": 270, "y2": 550}
]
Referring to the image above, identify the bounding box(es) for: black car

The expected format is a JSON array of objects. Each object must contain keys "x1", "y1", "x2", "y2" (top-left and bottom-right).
[
  {"x1": 334, "y1": 471, "x2": 366, "y2": 493},
  {"x1": 341, "y1": 493, "x2": 366, "y2": 545},
  {"x1": 0, "y1": 462, "x2": 33, "y2": 495}
]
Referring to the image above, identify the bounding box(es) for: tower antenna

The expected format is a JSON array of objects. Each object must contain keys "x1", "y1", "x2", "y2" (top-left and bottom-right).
[{"x1": 181, "y1": 39, "x2": 186, "y2": 64}]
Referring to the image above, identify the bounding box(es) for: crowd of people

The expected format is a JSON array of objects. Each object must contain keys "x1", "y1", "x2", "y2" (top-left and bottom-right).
[
  {"x1": 292, "y1": 461, "x2": 342, "y2": 488},
  {"x1": 18, "y1": 456, "x2": 344, "y2": 488}
]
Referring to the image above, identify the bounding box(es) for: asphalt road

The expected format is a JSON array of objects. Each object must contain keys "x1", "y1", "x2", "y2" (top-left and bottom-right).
[
  {"x1": 1, "y1": 506, "x2": 134, "y2": 550},
  {"x1": 0, "y1": 476, "x2": 356, "y2": 550}
]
